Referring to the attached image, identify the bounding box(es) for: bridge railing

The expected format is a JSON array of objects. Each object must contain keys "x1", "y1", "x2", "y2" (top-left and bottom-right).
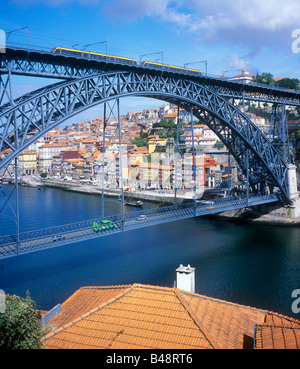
[
  {"x1": 0, "y1": 193, "x2": 279, "y2": 245},
  {"x1": 0, "y1": 194, "x2": 279, "y2": 258}
]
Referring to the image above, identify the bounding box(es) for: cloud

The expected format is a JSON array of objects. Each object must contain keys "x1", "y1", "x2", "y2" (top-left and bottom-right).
[
  {"x1": 226, "y1": 54, "x2": 249, "y2": 70},
  {"x1": 224, "y1": 53, "x2": 258, "y2": 75},
  {"x1": 104, "y1": 0, "x2": 170, "y2": 21},
  {"x1": 10, "y1": 0, "x2": 300, "y2": 56},
  {"x1": 103, "y1": 0, "x2": 300, "y2": 54}
]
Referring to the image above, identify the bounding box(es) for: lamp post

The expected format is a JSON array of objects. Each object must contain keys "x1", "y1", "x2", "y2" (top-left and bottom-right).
[
  {"x1": 139, "y1": 51, "x2": 164, "y2": 69},
  {"x1": 222, "y1": 68, "x2": 244, "y2": 76},
  {"x1": 184, "y1": 60, "x2": 207, "y2": 76},
  {"x1": 6, "y1": 26, "x2": 29, "y2": 50},
  {"x1": 83, "y1": 40, "x2": 107, "y2": 54}
]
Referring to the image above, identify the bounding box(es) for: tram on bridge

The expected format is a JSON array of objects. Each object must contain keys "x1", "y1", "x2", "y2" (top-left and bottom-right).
[{"x1": 50, "y1": 46, "x2": 203, "y2": 75}]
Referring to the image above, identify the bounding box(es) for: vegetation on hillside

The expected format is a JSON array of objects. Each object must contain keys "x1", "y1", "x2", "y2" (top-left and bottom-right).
[{"x1": 254, "y1": 72, "x2": 299, "y2": 90}]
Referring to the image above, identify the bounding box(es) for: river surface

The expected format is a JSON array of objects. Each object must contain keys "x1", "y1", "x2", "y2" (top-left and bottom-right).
[{"x1": 0, "y1": 184, "x2": 300, "y2": 319}]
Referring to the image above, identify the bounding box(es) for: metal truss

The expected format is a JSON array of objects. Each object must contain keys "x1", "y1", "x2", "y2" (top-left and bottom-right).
[
  {"x1": 269, "y1": 104, "x2": 291, "y2": 163},
  {"x1": 1, "y1": 47, "x2": 300, "y2": 106},
  {"x1": 208, "y1": 84, "x2": 300, "y2": 106},
  {"x1": 0, "y1": 71, "x2": 291, "y2": 201},
  {"x1": 0, "y1": 73, "x2": 14, "y2": 107},
  {"x1": 0, "y1": 193, "x2": 278, "y2": 260},
  {"x1": 0, "y1": 52, "x2": 103, "y2": 80}
]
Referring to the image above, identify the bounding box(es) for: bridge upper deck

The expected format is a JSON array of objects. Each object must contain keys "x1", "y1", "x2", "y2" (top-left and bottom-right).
[{"x1": 1, "y1": 45, "x2": 300, "y2": 106}]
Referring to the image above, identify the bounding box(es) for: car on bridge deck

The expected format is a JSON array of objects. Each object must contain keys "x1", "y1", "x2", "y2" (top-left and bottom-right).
[
  {"x1": 137, "y1": 215, "x2": 147, "y2": 222},
  {"x1": 52, "y1": 234, "x2": 66, "y2": 242},
  {"x1": 92, "y1": 220, "x2": 116, "y2": 232}
]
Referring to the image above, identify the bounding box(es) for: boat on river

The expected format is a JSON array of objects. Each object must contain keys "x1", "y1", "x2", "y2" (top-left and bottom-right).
[{"x1": 124, "y1": 200, "x2": 143, "y2": 207}]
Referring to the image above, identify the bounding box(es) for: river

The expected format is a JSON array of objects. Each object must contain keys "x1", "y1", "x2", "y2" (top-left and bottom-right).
[{"x1": 0, "y1": 184, "x2": 300, "y2": 319}]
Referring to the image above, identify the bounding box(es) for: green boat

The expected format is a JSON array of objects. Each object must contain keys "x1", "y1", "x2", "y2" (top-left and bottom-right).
[{"x1": 92, "y1": 220, "x2": 116, "y2": 232}]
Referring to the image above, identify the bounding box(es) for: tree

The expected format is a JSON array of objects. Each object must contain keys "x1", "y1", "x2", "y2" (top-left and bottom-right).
[
  {"x1": 275, "y1": 78, "x2": 299, "y2": 90},
  {"x1": 0, "y1": 292, "x2": 47, "y2": 349},
  {"x1": 132, "y1": 136, "x2": 148, "y2": 147},
  {"x1": 255, "y1": 72, "x2": 274, "y2": 85}
]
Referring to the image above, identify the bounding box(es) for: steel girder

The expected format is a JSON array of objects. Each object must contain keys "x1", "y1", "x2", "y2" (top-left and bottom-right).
[
  {"x1": 1, "y1": 48, "x2": 300, "y2": 106},
  {"x1": 0, "y1": 71, "x2": 290, "y2": 201},
  {"x1": 207, "y1": 84, "x2": 300, "y2": 106},
  {"x1": 0, "y1": 53, "x2": 102, "y2": 80}
]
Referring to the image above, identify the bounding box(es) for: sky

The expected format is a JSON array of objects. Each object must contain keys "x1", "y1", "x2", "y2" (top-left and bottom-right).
[{"x1": 1, "y1": 0, "x2": 300, "y2": 122}]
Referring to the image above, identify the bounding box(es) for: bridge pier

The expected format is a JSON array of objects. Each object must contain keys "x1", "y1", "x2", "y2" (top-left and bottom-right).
[
  {"x1": 287, "y1": 164, "x2": 298, "y2": 201},
  {"x1": 286, "y1": 163, "x2": 300, "y2": 218},
  {"x1": 208, "y1": 164, "x2": 300, "y2": 223},
  {"x1": 212, "y1": 200, "x2": 300, "y2": 224}
]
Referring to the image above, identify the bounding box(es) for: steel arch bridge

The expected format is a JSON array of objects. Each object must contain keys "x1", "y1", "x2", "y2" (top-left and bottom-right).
[
  {"x1": 1, "y1": 45, "x2": 299, "y2": 258},
  {"x1": 0, "y1": 70, "x2": 292, "y2": 202}
]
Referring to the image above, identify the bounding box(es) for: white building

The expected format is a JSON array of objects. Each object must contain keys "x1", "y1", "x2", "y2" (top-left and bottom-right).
[
  {"x1": 39, "y1": 143, "x2": 68, "y2": 172},
  {"x1": 224, "y1": 68, "x2": 254, "y2": 84}
]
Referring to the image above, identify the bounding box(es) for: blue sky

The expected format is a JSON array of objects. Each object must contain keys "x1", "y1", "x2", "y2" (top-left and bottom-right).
[{"x1": 1, "y1": 0, "x2": 300, "y2": 121}]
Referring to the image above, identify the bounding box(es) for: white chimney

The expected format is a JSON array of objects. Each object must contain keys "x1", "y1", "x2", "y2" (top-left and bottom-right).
[{"x1": 176, "y1": 264, "x2": 195, "y2": 293}]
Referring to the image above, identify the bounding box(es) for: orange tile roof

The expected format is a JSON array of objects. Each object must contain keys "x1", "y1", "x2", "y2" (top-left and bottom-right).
[
  {"x1": 41, "y1": 283, "x2": 299, "y2": 350},
  {"x1": 255, "y1": 312, "x2": 300, "y2": 349},
  {"x1": 43, "y1": 285, "x2": 213, "y2": 349}
]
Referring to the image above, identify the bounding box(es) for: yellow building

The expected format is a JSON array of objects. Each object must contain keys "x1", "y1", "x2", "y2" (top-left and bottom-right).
[
  {"x1": 138, "y1": 162, "x2": 173, "y2": 188},
  {"x1": 19, "y1": 150, "x2": 38, "y2": 175},
  {"x1": 148, "y1": 137, "x2": 167, "y2": 154}
]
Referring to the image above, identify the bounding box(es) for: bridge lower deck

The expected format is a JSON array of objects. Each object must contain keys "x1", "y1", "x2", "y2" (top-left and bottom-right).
[{"x1": 0, "y1": 194, "x2": 278, "y2": 260}]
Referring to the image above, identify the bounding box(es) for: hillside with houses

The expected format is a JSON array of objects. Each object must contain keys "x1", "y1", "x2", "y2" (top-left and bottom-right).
[{"x1": 1, "y1": 86, "x2": 300, "y2": 194}]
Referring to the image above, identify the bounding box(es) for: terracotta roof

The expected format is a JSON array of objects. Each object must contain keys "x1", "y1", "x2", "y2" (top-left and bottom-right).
[
  {"x1": 254, "y1": 312, "x2": 300, "y2": 349},
  {"x1": 42, "y1": 283, "x2": 290, "y2": 349},
  {"x1": 273, "y1": 77, "x2": 290, "y2": 82}
]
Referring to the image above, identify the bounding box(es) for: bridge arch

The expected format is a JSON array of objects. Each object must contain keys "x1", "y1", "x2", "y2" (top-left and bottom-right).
[{"x1": 0, "y1": 71, "x2": 290, "y2": 201}]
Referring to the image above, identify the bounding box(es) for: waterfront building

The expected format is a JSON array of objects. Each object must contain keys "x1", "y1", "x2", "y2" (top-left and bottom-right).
[
  {"x1": 136, "y1": 162, "x2": 174, "y2": 189},
  {"x1": 18, "y1": 150, "x2": 38, "y2": 175},
  {"x1": 39, "y1": 143, "x2": 68, "y2": 172}
]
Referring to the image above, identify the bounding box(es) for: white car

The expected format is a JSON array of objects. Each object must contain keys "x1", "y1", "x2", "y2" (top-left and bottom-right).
[{"x1": 137, "y1": 215, "x2": 147, "y2": 221}]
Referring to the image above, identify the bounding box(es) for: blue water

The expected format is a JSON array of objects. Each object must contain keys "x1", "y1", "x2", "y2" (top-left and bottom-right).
[{"x1": 0, "y1": 185, "x2": 300, "y2": 319}]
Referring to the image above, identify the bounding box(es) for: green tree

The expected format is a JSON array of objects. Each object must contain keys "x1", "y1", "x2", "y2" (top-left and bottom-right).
[
  {"x1": 0, "y1": 292, "x2": 46, "y2": 349},
  {"x1": 255, "y1": 72, "x2": 274, "y2": 85},
  {"x1": 132, "y1": 136, "x2": 148, "y2": 147},
  {"x1": 214, "y1": 141, "x2": 225, "y2": 149},
  {"x1": 275, "y1": 78, "x2": 299, "y2": 90}
]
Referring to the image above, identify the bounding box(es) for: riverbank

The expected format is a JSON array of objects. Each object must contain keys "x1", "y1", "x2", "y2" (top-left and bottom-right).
[
  {"x1": 37, "y1": 179, "x2": 205, "y2": 205},
  {"x1": 213, "y1": 207, "x2": 300, "y2": 227},
  {"x1": 38, "y1": 179, "x2": 175, "y2": 204},
  {"x1": 4, "y1": 177, "x2": 300, "y2": 226}
]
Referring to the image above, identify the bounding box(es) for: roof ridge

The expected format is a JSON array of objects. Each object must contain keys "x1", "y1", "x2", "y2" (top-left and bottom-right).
[
  {"x1": 174, "y1": 289, "x2": 219, "y2": 349},
  {"x1": 178, "y1": 289, "x2": 268, "y2": 316},
  {"x1": 42, "y1": 285, "x2": 134, "y2": 342},
  {"x1": 256, "y1": 323, "x2": 300, "y2": 329},
  {"x1": 80, "y1": 284, "x2": 132, "y2": 290},
  {"x1": 265, "y1": 311, "x2": 300, "y2": 326},
  {"x1": 58, "y1": 284, "x2": 132, "y2": 308},
  {"x1": 131, "y1": 283, "x2": 176, "y2": 292}
]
